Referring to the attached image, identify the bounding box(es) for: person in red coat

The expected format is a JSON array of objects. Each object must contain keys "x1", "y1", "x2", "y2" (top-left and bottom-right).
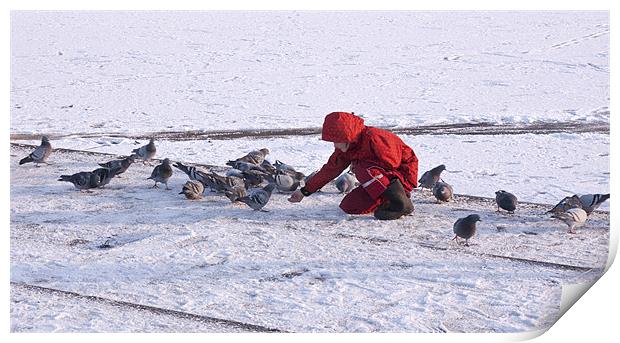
[{"x1": 288, "y1": 112, "x2": 419, "y2": 220}]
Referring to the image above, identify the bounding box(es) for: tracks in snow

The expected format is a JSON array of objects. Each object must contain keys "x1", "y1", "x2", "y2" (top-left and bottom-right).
[
  {"x1": 11, "y1": 282, "x2": 285, "y2": 333},
  {"x1": 10, "y1": 120, "x2": 609, "y2": 142}
]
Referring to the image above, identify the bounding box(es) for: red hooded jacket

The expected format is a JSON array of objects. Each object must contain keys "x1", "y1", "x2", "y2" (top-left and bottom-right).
[{"x1": 304, "y1": 112, "x2": 419, "y2": 193}]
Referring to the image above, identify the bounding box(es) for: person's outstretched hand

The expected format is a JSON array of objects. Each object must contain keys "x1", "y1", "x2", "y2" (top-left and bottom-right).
[{"x1": 288, "y1": 190, "x2": 304, "y2": 203}]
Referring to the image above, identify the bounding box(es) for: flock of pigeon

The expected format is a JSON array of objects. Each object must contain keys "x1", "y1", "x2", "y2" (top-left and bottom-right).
[
  {"x1": 18, "y1": 136, "x2": 610, "y2": 246},
  {"x1": 416, "y1": 163, "x2": 610, "y2": 245}
]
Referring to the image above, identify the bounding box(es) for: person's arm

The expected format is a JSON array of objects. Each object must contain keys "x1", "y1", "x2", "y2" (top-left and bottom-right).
[
  {"x1": 288, "y1": 150, "x2": 350, "y2": 203},
  {"x1": 303, "y1": 150, "x2": 350, "y2": 194}
]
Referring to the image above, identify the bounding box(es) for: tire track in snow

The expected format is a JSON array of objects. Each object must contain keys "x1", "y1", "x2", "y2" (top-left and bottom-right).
[
  {"x1": 11, "y1": 282, "x2": 285, "y2": 333},
  {"x1": 10, "y1": 120, "x2": 610, "y2": 142}
]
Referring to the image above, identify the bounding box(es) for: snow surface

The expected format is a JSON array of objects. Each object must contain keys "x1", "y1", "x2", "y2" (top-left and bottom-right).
[
  {"x1": 10, "y1": 11, "x2": 609, "y2": 135},
  {"x1": 10, "y1": 11, "x2": 610, "y2": 333},
  {"x1": 10, "y1": 145, "x2": 609, "y2": 332}
]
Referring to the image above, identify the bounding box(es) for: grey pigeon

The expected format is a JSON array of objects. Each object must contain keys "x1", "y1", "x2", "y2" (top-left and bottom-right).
[
  {"x1": 148, "y1": 158, "x2": 173, "y2": 189},
  {"x1": 578, "y1": 193, "x2": 610, "y2": 214},
  {"x1": 275, "y1": 171, "x2": 300, "y2": 193},
  {"x1": 132, "y1": 138, "x2": 156, "y2": 165},
  {"x1": 452, "y1": 214, "x2": 481, "y2": 246},
  {"x1": 495, "y1": 190, "x2": 518, "y2": 213},
  {"x1": 173, "y1": 162, "x2": 211, "y2": 188},
  {"x1": 554, "y1": 208, "x2": 588, "y2": 234},
  {"x1": 204, "y1": 172, "x2": 246, "y2": 193},
  {"x1": 231, "y1": 148, "x2": 270, "y2": 165},
  {"x1": 432, "y1": 181, "x2": 453, "y2": 202},
  {"x1": 179, "y1": 180, "x2": 205, "y2": 200},
  {"x1": 19, "y1": 136, "x2": 52, "y2": 165},
  {"x1": 238, "y1": 183, "x2": 277, "y2": 211},
  {"x1": 273, "y1": 160, "x2": 305, "y2": 183},
  {"x1": 58, "y1": 171, "x2": 100, "y2": 191},
  {"x1": 418, "y1": 164, "x2": 446, "y2": 190},
  {"x1": 547, "y1": 195, "x2": 583, "y2": 215},
  {"x1": 261, "y1": 159, "x2": 277, "y2": 174},
  {"x1": 335, "y1": 171, "x2": 357, "y2": 194},
  {"x1": 92, "y1": 167, "x2": 120, "y2": 188},
  {"x1": 226, "y1": 160, "x2": 266, "y2": 173},
  {"x1": 98, "y1": 155, "x2": 136, "y2": 177}
]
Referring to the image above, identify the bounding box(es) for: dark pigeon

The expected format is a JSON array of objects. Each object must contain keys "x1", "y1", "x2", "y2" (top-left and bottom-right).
[{"x1": 452, "y1": 214, "x2": 481, "y2": 246}]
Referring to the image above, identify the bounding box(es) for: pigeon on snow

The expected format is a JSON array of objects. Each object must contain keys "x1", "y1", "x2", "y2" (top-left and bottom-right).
[
  {"x1": 432, "y1": 181, "x2": 453, "y2": 202},
  {"x1": 98, "y1": 155, "x2": 136, "y2": 177},
  {"x1": 92, "y1": 167, "x2": 121, "y2": 188},
  {"x1": 547, "y1": 195, "x2": 583, "y2": 215},
  {"x1": 19, "y1": 136, "x2": 52, "y2": 165},
  {"x1": 148, "y1": 158, "x2": 173, "y2": 189},
  {"x1": 132, "y1": 138, "x2": 156, "y2": 165},
  {"x1": 495, "y1": 190, "x2": 518, "y2": 213},
  {"x1": 578, "y1": 193, "x2": 610, "y2": 214},
  {"x1": 173, "y1": 162, "x2": 211, "y2": 188},
  {"x1": 274, "y1": 170, "x2": 300, "y2": 193},
  {"x1": 335, "y1": 171, "x2": 357, "y2": 194},
  {"x1": 58, "y1": 171, "x2": 101, "y2": 191},
  {"x1": 554, "y1": 208, "x2": 588, "y2": 234},
  {"x1": 231, "y1": 148, "x2": 270, "y2": 165},
  {"x1": 452, "y1": 214, "x2": 481, "y2": 246},
  {"x1": 226, "y1": 160, "x2": 266, "y2": 173},
  {"x1": 238, "y1": 183, "x2": 277, "y2": 211},
  {"x1": 418, "y1": 164, "x2": 446, "y2": 190},
  {"x1": 179, "y1": 180, "x2": 205, "y2": 200},
  {"x1": 224, "y1": 185, "x2": 248, "y2": 203}
]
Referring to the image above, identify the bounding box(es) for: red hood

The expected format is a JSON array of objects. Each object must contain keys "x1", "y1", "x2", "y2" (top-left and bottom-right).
[{"x1": 321, "y1": 112, "x2": 366, "y2": 143}]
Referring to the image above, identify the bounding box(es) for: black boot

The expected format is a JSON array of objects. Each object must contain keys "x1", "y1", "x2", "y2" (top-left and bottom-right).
[{"x1": 374, "y1": 178, "x2": 414, "y2": 220}]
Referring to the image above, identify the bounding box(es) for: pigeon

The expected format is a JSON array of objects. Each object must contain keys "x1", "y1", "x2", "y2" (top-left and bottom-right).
[
  {"x1": 578, "y1": 194, "x2": 610, "y2": 214},
  {"x1": 179, "y1": 180, "x2": 205, "y2": 200},
  {"x1": 231, "y1": 148, "x2": 270, "y2": 165},
  {"x1": 547, "y1": 195, "x2": 583, "y2": 215},
  {"x1": 495, "y1": 190, "x2": 518, "y2": 213},
  {"x1": 452, "y1": 214, "x2": 481, "y2": 246},
  {"x1": 241, "y1": 170, "x2": 268, "y2": 189},
  {"x1": 173, "y1": 162, "x2": 211, "y2": 188},
  {"x1": 260, "y1": 159, "x2": 277, "y2": 174},
  {"x1": 238, "y1": 183, "x2": 277, "y2": 211},
  {"x1": 335, "y1": 171, "x2": 357, "y2": 194},
  {"x1": 272, "y1": 160, "x2": 305, "y2": 183},
  {"x1": 432, "y1": 181, "x2": 453, "y2": 202},
  {"x1": 226, "y1": 160, "x2": 265, "y2": 173},
  {"x1": 274, "y1": 170, "x2": 300, "y2": 193},
  {"x1": 148, "y1": 158, "x2": 173, "y2": 189},
  {"x1": 19, "y1": 136, "x2": 52, "y2": 165},
  {"x1": 203, "y1": 172, "x2": 246, "y2": 193},
  {"x1": 554, "y1": 208, "x2": 588, "y2": 234},
  {"x1": 92, "y1": 167, "x2": 121, "y2": 188},
  {"x1": 224, "y1": 185, "x2": 248, "y2": 203},
  {"x1": 132, "y1": 138, "x2": 156, "y2": 165},
  {"x1": 98, "y1": 155, "x2": 136, "y2": 177},
  {"x1": 418, "y1": 164, "x2": 446, "y2": 190},
  {"x1": 58, "y1": 171, "x2": 101, "y2": 191}
]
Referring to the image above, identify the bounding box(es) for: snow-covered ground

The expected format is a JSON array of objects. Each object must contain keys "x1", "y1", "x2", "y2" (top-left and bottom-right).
[
  {"x1": 10, "y1": 11, "x2": 610, "y2": 333},
  {"x1": 9, "y1": 145, "x2": 610, "y2": 332},
  {"x1": 10, "y1": 11, "x2": 609, "y2": 135}
]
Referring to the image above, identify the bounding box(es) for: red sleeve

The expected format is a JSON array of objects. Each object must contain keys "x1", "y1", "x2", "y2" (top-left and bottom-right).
[
  {"x1": 369, "y1": 131, "x2": 403, "y2": 169},
  {"x1": 304, "y1": 150, "x2": 350, "y2": 194}
]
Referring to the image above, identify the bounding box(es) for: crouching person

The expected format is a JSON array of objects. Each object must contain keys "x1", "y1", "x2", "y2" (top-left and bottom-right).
[{"x1": 288, "y1": 112, "x2": 419, "y2": 220}]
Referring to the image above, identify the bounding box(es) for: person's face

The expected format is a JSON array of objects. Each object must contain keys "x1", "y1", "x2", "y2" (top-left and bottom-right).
[{"x1": 334, "y1": 142, "x2": 350, "y2": 152}]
